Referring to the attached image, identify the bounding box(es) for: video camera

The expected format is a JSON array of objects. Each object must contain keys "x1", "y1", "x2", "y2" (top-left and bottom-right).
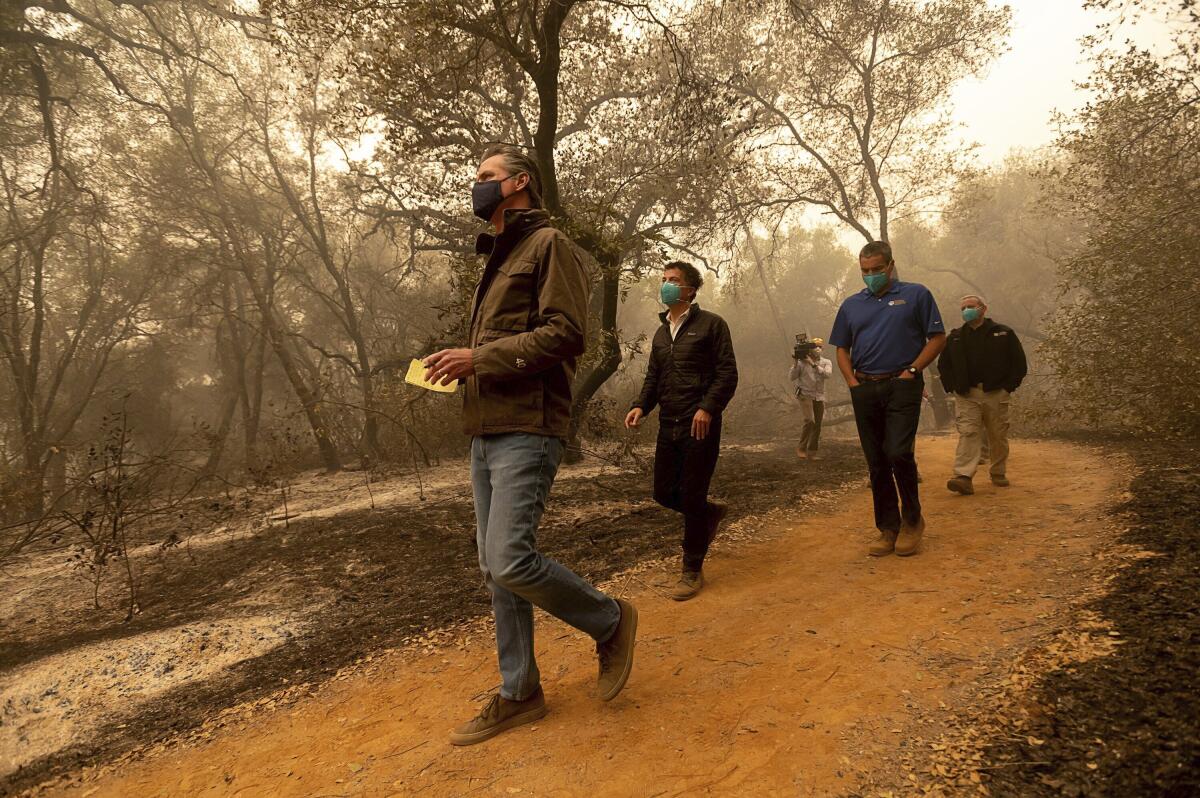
[{"x1": 792, "y1": 333, "x2": 819, "y2": 360}]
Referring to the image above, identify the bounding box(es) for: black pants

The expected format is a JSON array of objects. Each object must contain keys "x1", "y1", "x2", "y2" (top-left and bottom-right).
[
  {"x1": 849, "y1": 377, "x2": 923, "y2": 532},
  {"x1": 653, "y1": 417, "x2": 722, "y2": 571}
]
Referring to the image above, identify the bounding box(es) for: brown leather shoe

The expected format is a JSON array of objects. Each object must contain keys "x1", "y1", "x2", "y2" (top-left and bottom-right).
[
  {"x1": 991, "y1": 475, "x2": 1010, "y2": 487},
  {"x1": 449, "y1": 687, "x2": 547, "y2": 746},
  {"x1": 596, "y1": 598, "x2": 637, "y2": 701},
  {"x1": 868, "y1": 530, "x2": 898, "y2": 557},
  {"x1": 947, "y1": 475, "x2": 974, "y2": 495},
  {"x1": 670, "y1": 569, "x2": 703, "y2": 601},
  {"x1": 895, "y1": 516, "x2": 926, "y2": 557}
]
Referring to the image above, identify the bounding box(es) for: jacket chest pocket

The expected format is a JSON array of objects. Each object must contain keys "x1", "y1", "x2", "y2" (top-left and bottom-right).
[
  {"x1": 481, "y1": 257, "x2": 539, "y2": 332},
  {"x1": 670, "y1": 332, "x2": 707, "y2": 365}
]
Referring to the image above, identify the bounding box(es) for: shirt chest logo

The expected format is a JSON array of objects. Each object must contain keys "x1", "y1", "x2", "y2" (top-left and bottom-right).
[{"x1": 888, "y1": 299, "x2": 907, "y2": 306}]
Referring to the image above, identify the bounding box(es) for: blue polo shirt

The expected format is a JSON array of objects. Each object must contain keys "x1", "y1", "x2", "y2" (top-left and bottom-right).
[{"x1": 828, "y1": 280, "x2": 944, "y2": 374}]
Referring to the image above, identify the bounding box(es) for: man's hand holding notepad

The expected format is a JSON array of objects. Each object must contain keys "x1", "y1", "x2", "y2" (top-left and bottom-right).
[{"x1": 405, "y1": 358, "x2": 459, "y2": 393}]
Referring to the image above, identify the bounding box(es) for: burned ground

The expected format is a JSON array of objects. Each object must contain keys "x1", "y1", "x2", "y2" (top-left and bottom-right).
[
  {"x1": 1, "y1": 438, "x2": 863, "y2": 795},
  {"x1": 973, "y1": 440, "x2": 1200, "y2": 797}
]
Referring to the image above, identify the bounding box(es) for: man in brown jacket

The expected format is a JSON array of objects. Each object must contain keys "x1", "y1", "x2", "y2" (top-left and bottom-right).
[{"x1": 424, "y1": 144, "x2": 637, "y2": 746}]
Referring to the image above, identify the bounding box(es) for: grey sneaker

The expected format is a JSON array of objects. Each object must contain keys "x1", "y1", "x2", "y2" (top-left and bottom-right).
[
  {"x1": 947, "y1": 475, "x2": 974, "y2": 495},
  {"x1": 596, "y1": 598, "x2": 638, "y2": 701},
  {"x1": 670, "y1": 569, "x2": 703, "y2": 601},
  {"x1": 449, "y1": 687, "x2": 547, "y2": 746}
]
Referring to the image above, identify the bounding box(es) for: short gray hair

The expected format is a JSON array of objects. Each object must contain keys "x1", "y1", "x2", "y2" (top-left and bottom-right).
[
  {"x1": 961, "y1": 293, "x2": 988, "y2": 305},
  {"x1": 479, "y1": 143, "x2": 543, "y2": 208}
]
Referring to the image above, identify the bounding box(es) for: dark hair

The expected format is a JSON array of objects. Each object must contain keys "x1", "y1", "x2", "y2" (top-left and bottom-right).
[
  {"x1": 479, "y1": 143, "x2": 544, "y2": 208},
  {"x1": 664, "y1": 260, "x2": 704, "y2": 290},
  {"x1": 859, "y1": 240, "x2": 894, "y2": 264}
]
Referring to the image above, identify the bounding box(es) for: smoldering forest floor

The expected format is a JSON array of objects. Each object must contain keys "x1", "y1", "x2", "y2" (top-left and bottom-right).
[
  {"x1": 5, "y1": 435, "x2": 1198, "y2": 797},
  {"x1": 1, "y1": 435, "x2": 865, "y2": 794}
]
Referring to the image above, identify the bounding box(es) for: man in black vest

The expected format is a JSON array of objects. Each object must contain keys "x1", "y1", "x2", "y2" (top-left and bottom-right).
[
  {"x1": 625, "y1": 261, "x2": 738, "y2": 601},
  {"x1": 937, "y1": 294, "x2": 1028, "y2": 494}
]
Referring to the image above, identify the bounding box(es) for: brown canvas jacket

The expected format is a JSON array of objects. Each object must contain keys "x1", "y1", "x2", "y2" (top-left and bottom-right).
[{"x1": 463, "y1": 209, "x2": 590, "y2": 438}]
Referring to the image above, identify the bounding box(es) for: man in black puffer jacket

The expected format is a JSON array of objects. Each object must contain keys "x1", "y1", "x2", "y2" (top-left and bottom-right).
[
  {"x1": 937, "y1": 293, "x2": 1027, "y2": 494},
  {"x1": 625, "y1": 261, "x2": 738, "y2": 601}
]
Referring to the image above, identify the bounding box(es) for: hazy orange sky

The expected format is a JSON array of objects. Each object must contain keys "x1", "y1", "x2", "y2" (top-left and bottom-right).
[{"x1": 951, "y1": 0, "x2": 1177, "y2": 163}]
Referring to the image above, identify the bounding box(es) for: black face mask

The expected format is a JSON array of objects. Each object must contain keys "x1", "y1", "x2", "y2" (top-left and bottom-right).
[{"x1": 471, "y1": 175, "x2": 518, "y2": 222}]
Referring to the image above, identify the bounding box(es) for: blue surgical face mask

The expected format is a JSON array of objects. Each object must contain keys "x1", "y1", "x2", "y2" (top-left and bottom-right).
[
  {"x1": 862, "y1": 271, "x2": 889, "y2": 294},
  {"x1": 962, "y1": 307, "x2": 982, "y2": 323},
  {"x1": 660, "y1": 281, "x2": 683, "y2": 305}
]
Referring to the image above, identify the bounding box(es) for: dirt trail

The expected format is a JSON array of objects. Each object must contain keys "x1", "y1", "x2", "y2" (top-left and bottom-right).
[{"x1": 46, "y1": 437, "x2": 1120, "y2": 797}]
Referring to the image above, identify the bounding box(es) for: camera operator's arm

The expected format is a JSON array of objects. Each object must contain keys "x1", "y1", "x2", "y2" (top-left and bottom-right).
[
  {"x1": 789, "y1": 359, "x2": 802, "y2": 383},
  {"x1": 816, "y1": 356, "x2": 833, "y2": 377}
]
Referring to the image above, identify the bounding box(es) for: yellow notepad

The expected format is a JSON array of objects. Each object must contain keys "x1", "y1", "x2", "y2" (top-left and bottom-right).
[{"x1": 405, "y1": 358, "x2": 459, "y2": 393}]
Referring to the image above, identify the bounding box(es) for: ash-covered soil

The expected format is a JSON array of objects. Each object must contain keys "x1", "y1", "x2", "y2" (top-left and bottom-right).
[
  {"x1": 1, "y1": 436, "x2": 864, "y2": 795},
  {"x1": 974, "y1": 440, "x2": 1200, "y2": 797}
]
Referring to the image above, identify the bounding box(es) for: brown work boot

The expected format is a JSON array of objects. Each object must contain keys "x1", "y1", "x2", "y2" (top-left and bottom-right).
[
  {"x1": 947, "y1": 475, "x2": 974, "y2": 495},
  {"x1": 991, "y1": 474, "x2": 1010, "y2": 487},
  {"x1": 706, "y1": 502, "x2": 729, "y2": 547},
  {"x1": 596, "y1": 598, "x2": 638, "y2": 701},
  {"x1": 449, "y1": 687, "x2": 547, "y2": 746},
  {"x1": 895, "y1": 516, "x2": 926, "y2": 557},
  {"x1": 809, "y1": 452, "x2": 823, "y2": 461},
  {"x1": 670, "y1": 569, "x2": 703, "y2": 601},
  {"x1": 796, "y1": 446, "x2": 809, "y2": 460},
  {"x1": 868, "y1": 530, "x2": 898, "y2": 557}
]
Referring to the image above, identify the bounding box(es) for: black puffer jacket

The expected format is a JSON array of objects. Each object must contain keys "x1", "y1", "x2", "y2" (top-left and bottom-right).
[
  {"x1": 938, "y1": 318, "x2": 1028, "y2": 396},
  {"x1": 632, "y1": 304, "x2": 738, "y2": 425}
]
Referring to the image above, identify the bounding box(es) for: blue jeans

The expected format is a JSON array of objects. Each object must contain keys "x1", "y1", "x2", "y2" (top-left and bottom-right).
[{"x1": 471, "y1": 433, "x2": 621, "y2": 701}]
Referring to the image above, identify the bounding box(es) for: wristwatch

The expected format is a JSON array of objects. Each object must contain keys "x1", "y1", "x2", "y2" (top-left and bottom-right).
[{"x1": 906, "y1": 366, "x2": 919, "y2": 375}]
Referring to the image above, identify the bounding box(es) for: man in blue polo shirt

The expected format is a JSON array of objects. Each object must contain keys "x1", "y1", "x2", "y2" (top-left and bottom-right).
[{"x1": 829, "y1": 241, "x2": 946, "y2": 557}]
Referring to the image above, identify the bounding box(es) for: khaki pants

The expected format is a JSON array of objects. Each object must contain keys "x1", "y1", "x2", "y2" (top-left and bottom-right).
[
  {"x1": 798, "y1": 396, "x2": 824, "y2": 452},
  {"x1": 952, "y1": 387, "x2": 1010, "y2": 478}
]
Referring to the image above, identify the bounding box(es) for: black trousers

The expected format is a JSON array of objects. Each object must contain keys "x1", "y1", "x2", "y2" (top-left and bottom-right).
[
  {"x1": 849, "y1": 377, "x2": 923, "y2": 532},
  {"x1": 653, "y1": 417, "x2": 722, "y2": 571}
]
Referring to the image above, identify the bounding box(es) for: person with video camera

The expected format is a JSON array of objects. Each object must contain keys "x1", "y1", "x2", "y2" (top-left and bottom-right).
[
  {"x1": 789, "y1": 336, "x2": 833, "y2": 460},
  {"x1": 625, "y1": 260, "x2": 738, "y2": 601}
]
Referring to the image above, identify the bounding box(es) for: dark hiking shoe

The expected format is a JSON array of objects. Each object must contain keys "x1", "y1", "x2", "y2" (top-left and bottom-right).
[
  {"x1": 706, "y1": 502, "x2": 730, "y2": 547},
  {"x1": 947, "y1": 475, "x2": 974, "y2": 495},
  {"x1": 597, "y1": 598, "x2": 638, "y2": 701},
  {"x1": 895, "y1": 516, "x2": 926, "y2": 557},
  {"x1": 869, "y1": 530, "x2": 898, "y2": 557},
  {"x1": 991, "y1": 475, "x2": 1010, "y2": 487},
  {"x1": 670, "y1": 570, "x2": 703, "y2": 601},
  {"x1": 449, "y1": 687, "x2": 547, "y2": 746}
]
